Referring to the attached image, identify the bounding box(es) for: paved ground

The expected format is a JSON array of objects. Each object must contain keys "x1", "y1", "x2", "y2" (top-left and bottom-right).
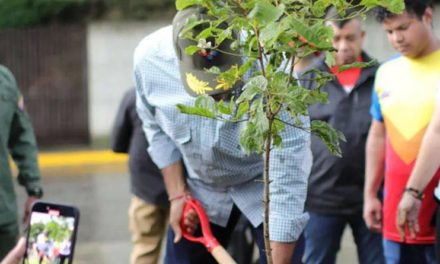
[{"x1": 14, "y1": 150, "x2": 359, "y2": 263}]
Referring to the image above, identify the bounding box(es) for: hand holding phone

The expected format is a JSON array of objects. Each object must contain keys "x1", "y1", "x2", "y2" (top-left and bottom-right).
[
  {"x1": 22, "y1": 202, "x2": 80, "y2": 264},
  {"x1": 0, "y1": 238, "x2": 26, "y2": 264}
]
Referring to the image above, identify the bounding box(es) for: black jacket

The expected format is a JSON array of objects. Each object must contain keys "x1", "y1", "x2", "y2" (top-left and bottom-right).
[
  {"x1": 111, "y1": 89, "x2": 168, "y2": 207},
  {"x1": 303, "y1": 52, "x2": 378, "y2": 215}
]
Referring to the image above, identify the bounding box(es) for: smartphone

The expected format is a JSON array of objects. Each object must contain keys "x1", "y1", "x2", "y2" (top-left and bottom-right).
[{"x1": 23, "y1": 201, "x2": 80, "y2": 264}]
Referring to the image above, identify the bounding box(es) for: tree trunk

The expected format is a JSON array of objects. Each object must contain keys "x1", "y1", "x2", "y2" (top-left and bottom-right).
[{"x1": 263, "y1": 118, "x2": 273, "y2": 264}]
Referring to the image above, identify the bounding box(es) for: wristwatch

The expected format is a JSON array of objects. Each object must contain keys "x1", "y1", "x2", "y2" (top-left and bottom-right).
[{"x1": 27, "y1": 186, "x2": 44, "y2": 198}]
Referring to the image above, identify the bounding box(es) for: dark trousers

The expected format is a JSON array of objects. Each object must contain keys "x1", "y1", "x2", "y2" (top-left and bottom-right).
[
  {"x1": 304, "y1": 212, "x2": 384, "y2": 264},
  {"x1": 383, "y1": 239, "x2": 435, "y2": 264},
  {"x1": 435, "y1": 207, "x2": 440, "y2": 264},
  {"x1": 164, "y1": 205, "x2": 304, "y2": 264},
  {"x1": 0, "y1": 220, "x2": 19, "y2": 260}
]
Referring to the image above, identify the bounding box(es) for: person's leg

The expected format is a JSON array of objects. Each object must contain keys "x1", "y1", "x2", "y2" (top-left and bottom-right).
[
  {"x1": 349, "y1": 213, "x2": 384, "y2": 264},
  {"x1": 382, "y1": 239, "x2": 401, "y2": 264},
  {"x1": 59, "y1": 255, "x2": 65, "y2": 264},
  {"x1": 400, "y1": 243, "x2": 435, "y2": 264},
  {"x1": 436, "y1": 207, "x2": 440, "y2": 264},
  {"x1": 252, "y1": 224, "x2": 267, "y2": 264},
  {"x1": 0, "y1": 220, "x2": 19, "y2": 260},
  {"x1": 291, "y1": 233, "x2": 305, "y2": 264},
  {"x1": 382, "y1": 239, "x2": 434, "y2": 264},
  {"x1": 226, "y1": 215, "x2": 255, "y2": 264},
  {"x1": 422, "y1": 244, "x2": 437, "y2": 264},
  {"x1": 252, "y1": 225, "x2": 304, "y2": 264},
  {"x1": 303, "y1": 213, "x2": 346, "y2": 264},
  {"x1": 128, "y1": 195, "x2": 169, "y2": 264},
  {"x1": 164, "y1": 205, "x2": 240, "y2": 264}
]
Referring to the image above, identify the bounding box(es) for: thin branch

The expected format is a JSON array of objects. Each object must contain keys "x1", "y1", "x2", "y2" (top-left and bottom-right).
[
  {"x1": 274, "y1": 117, "x2": 311, "y2": 133},
  {"x1": 254, "y1": 27, "x2": 267, "y2": 77},
  {"x1": 321, "y1": 6, "x2": 369, "y2": 23},
  {"x1": 287, "y1": 55, "x2": 295, "y2": 85},
  {"x1": 296, "y1": 76, "x2": 334, "y2": 83}
]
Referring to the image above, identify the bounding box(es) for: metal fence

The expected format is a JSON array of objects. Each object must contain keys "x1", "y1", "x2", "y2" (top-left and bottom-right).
[{"x1": 0, "y1": 23, "x2": 89, "y2": 147}]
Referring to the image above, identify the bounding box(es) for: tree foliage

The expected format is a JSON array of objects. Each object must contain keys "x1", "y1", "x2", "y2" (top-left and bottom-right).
[
  {"x1": 0, "y1": 0, "x2": 176, "y2": 29},
  {"x1": 0, "y1": 0, "x2": 88, "y2": 28}
]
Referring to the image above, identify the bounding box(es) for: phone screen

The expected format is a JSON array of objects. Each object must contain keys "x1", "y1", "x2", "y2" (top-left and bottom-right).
[{"x1": 23, "y1": 202, "x2": 79, "y2": 264}]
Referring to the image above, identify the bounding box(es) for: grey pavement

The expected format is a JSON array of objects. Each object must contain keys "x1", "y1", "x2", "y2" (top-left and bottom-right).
[{"x1": 15, "y1": 164, "x2": 359, "y2": 263}]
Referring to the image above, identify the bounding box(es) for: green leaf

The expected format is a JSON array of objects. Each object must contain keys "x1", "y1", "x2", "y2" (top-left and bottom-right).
[
  {"x1": 240, "y1": 123, "x2": 264, "y2": 154},
  {"x1": 179, "y1": 16, "x2": 207, "y2": 39},
  {"x1": 382, "y1": 0, "x2": 405, "y2": 14},
  {"x1": 325, "y1": 52, "x2": 336, "y2": 67},
  {"x1": 248, "y1": 1, "x2": 285, "y2": 25},
  {"x1": 237, "y1": 76, "x2": 268, "y2": 103},
  {"x1": 175, "y1": 0, "x2": 201, "y2": 11},
  {"x1": 311, "y1": 0, "x2": 333, "y2": 17},
  {"x1": 272, "y1": 134, "x2": 283, "y2": 148},
  {"x1": 184, "y1": 45, "x2": 200, "y2": 55},
  {"x1": 196, "y1": 27, "x2": 214, "y2": 40},
  {"x1": 195, "y1": 94, "x2": 217, "y2": 112},
  {"x1": 308, "y1": 87, "x2": 329, "y2": 105},
  {"x1": 215, "y1": 28, "x2": 232, "y2": 47},
  {"x1": 236, "y1": 101, "x2": 249, "y2": 120},
  {"x1": 206, "y1": 66, "x2": 221, "y2": 75},
  {"x1": 270, "y1": 72, "x2": 289, "y2": 94},
  {"x1": 338, "y1": 59, "x2": 378, "y2": 72},
  {"x1": 333, "y1": 0, "x2": 350, "y2": 15},
  {"x1": 238, "y1": 58, "x2": 257, "y2": 76},
  {"x1": 271, "y1": 119, "x2": 285, "y2": 148},
  {"x1": 311, "y1": 120, "x2": 346, "y2": 157},
  {"x1": 252, "y1": 99, "x2": 269, "y2": 134},
  {"x1": 230, "y1": 40, "x2": 240, "y2": 51},
  {"x1": 176, "y1": 104, "x2": 216, "y2": 119},
  {"x1": 260, "y1": 21, "x2": 287, "y2": 48},
  {"x1": 360, "y1": 0, "x2": 381, "y2": 9},
  {"x1": 216, "y1": 65, "x2": 241, "y2": 91},
  {"x1": 217, "y1": 100, "x2": 233, "y2": 115}
]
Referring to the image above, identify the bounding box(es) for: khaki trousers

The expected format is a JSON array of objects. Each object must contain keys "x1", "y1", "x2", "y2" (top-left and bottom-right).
[{"x1": 128, "y1": 196, "x2": 169, "y2": 264}]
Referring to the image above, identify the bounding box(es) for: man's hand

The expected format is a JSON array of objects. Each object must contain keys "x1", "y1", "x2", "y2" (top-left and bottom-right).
[
  {"x1": 271, "y1": 241, "x2": 295, "y2": 264},
  {"x1": 396, "y1": 193, "x2": 421, "y2": 241},
  {"x1": 0, "y1": 237, "x2": 26, "y2": 264},
  {"x1": 22, "y1": 196, "x2": 38, "y2": 224},
  {"x1": 169, "y1": 197, "x2": 199, "y2": 243},
  {"x1": 363, "y1": 196, "x2": 383, "y2": 233}
]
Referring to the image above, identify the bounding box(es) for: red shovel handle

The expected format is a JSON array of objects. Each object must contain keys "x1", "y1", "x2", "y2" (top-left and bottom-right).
[
  {"x1": 180, "y1": 198, "x2": 237, "y2": 264},
  {"x1": 180, "y1": 198, "x2": 220, "y2": 252}
]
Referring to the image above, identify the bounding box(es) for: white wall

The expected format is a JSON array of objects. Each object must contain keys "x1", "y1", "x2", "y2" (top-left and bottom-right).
[{"x1": 87, "y1": 19, "x2": 171, "y2": 137}]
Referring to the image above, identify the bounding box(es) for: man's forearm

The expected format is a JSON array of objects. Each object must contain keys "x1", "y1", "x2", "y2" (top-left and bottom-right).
[
  {"x1": 406, "y1": 108, "x2": 440, "y2": 191},
  {"x1": 270, "y1": 241, "x2": 296, "y2": 264},
  {"x1": 364, "y1": 121, "x2": 386, "y2": 199},
  {"x1": 161, "y1": 160, "x2": 187, "y2": 198}
]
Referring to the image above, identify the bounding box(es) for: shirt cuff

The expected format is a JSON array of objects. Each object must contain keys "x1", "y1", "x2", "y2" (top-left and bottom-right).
[
  {"x1": 269, "y1": 212, "x2": 309, "y2": 242},
  {"x1": 148, "y1": 145, "x2": 182, "y2": 169}
]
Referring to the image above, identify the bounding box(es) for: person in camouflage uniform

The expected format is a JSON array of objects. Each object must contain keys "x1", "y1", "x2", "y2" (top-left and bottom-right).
[{"x1": 0, "y1": 64, "x2": 43, "y2": 259}]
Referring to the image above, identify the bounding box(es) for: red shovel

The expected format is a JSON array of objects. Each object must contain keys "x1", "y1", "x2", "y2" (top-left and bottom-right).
[{"x1": 180, "y1": 198, "x2": 237, "y2": 264}]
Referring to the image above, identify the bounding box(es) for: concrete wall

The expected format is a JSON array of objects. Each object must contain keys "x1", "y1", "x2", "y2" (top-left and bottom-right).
[
  {"x1": 87, "y1": 8, "x2": 440, "y2": 138},
  {"x1": 87, "y1": 19, "x2": 171, "y2": 137}
]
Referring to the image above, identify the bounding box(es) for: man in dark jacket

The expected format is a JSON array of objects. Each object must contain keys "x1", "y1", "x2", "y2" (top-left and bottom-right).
[
  {"x1": 0, "y1": 65, "x2": 43, "y2": 259},
  {"x1": 111, "y1": 88, "x2": 169, "y2": 264},
  {"x1": 302, "y1": 10, "x2": 384, "y2": 264}
]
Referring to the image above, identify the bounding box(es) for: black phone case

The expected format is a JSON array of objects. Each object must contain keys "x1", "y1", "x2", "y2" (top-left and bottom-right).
[{"x1": 22, "y1": 201, "x2": 80, "y2": 264}]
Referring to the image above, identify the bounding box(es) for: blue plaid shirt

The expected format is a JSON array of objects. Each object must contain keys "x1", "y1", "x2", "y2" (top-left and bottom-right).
[{"x1": 134, "y1": 26, "x2": 312, "y2": 242}]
